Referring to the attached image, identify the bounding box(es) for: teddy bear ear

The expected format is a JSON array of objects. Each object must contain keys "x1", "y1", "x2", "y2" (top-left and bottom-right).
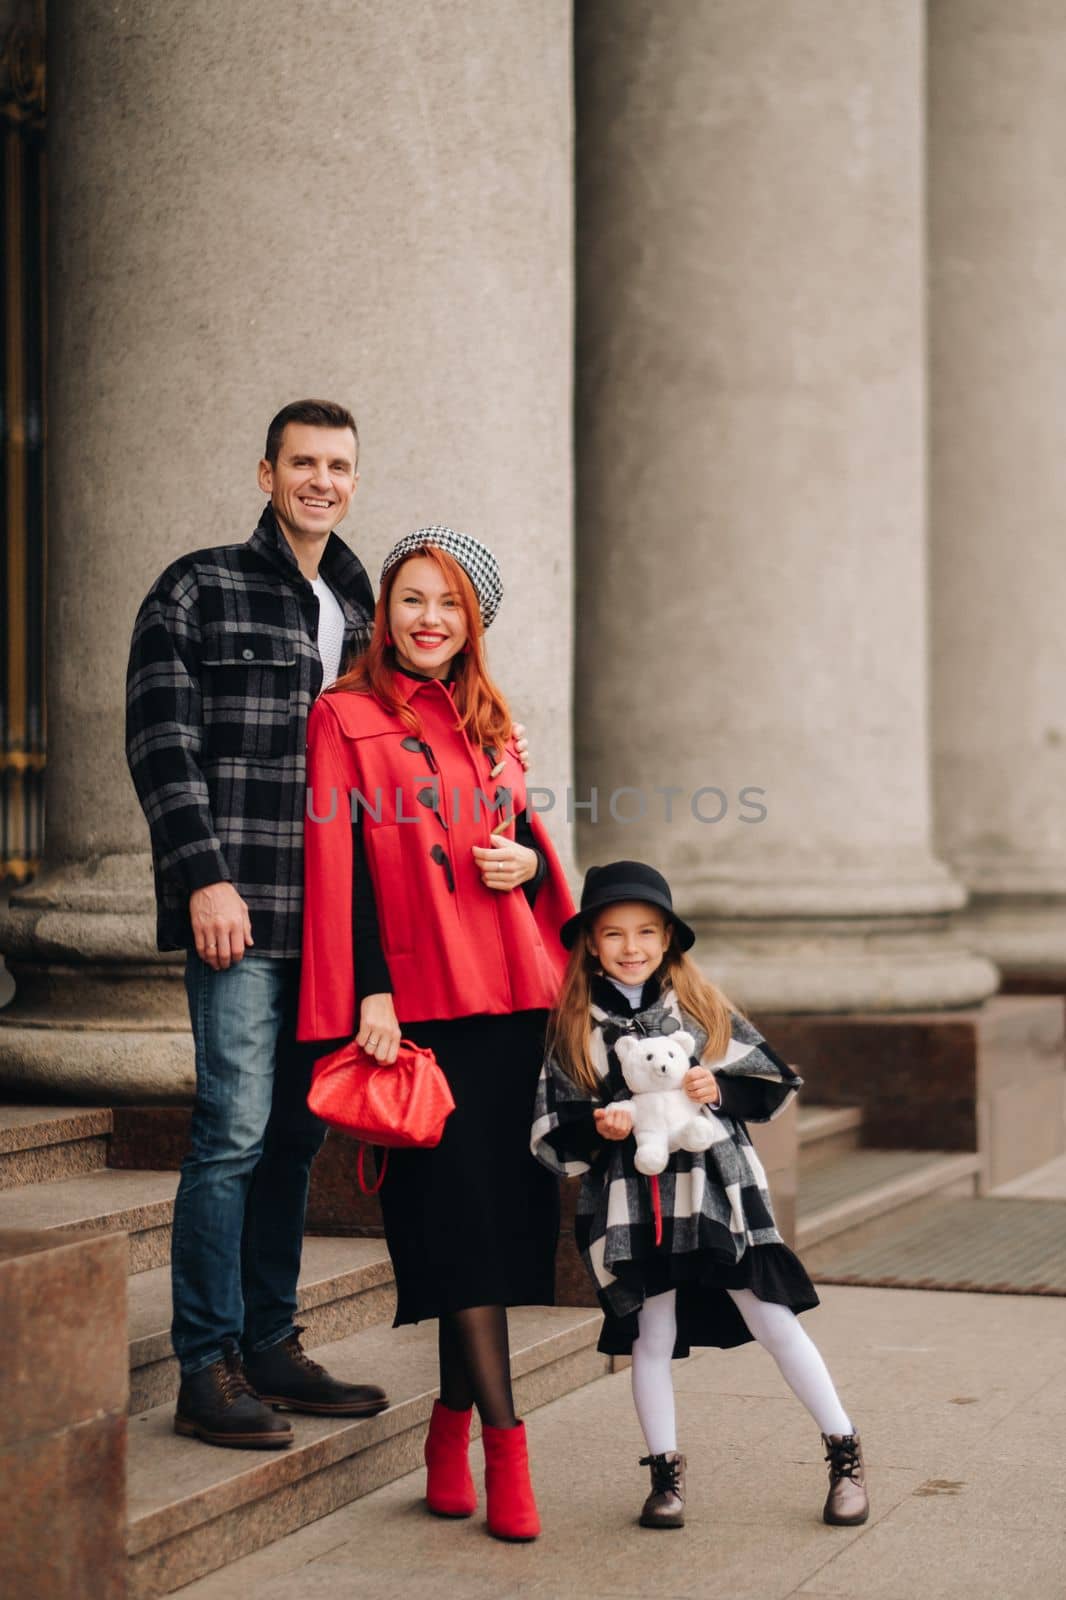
[{"x1": 673, "y1": 1030, "x2": 696, "y2": 1058}]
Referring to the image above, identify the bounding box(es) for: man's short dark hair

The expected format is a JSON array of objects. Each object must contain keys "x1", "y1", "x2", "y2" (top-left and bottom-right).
[{"x1": 264, "y1": 399, "x2": 359, "y2": 467}]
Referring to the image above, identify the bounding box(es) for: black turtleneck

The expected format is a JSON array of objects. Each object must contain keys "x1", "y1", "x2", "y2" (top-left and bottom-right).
[{"x1": 589, "y1": 970, "x2": 664, "y2": 1016}]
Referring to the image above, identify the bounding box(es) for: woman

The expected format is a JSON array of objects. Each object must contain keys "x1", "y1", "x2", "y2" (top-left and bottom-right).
[{"x1": 298, "y1": 525, "x2": 574, "y2": 1542}]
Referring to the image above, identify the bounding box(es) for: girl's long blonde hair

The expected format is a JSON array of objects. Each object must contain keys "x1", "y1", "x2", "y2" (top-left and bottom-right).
[{"x1": 548, "y1": 923, "x2": 735, "y2": 1094}]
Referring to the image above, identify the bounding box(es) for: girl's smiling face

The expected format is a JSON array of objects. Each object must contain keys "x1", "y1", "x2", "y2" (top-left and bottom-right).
[{"x1": 587, "y1": 901, "x2": 671, "y2": 986}]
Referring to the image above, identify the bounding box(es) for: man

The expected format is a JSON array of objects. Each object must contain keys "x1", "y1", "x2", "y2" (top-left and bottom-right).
[{"x1": 126, "y1": 399, "x2": 387, "y2": 1448}]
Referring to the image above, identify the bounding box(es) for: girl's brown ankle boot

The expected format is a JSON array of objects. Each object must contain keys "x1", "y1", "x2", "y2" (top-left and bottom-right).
[
  {"x1": 639, "y1": 1451, "x2": 686, "y2": 1528},
  {"x1": 822, "y1": 1432, "x2": 869, "y2": 1525}
]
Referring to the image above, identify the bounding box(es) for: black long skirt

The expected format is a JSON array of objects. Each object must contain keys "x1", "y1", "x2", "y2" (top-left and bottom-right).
[{"x1": 377, "y1": 1010, "x2": 559, "y2": 1326}]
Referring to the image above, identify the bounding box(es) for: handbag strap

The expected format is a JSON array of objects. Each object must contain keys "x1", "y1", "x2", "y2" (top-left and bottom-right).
[{"x1": 357, "y1": 1143, "x2": 388, "y2": 1195}]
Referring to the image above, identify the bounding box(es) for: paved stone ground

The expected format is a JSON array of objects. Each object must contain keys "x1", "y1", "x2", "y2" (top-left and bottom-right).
[
  {"x1": 806, "y1": 1197, "x2": 1066, "y2": 1294},
  {"x1": 179, "y1": 1284, "x2": 1066, "y2": 1600}
]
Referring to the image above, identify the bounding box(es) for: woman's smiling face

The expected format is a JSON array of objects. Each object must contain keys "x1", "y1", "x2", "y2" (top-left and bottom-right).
[
  {"x1": 387, "y1": 555, "x2": 470, "y2": 680},
  {"x1": 586, "y1": 901, "x2": 671, "y2": 986}
]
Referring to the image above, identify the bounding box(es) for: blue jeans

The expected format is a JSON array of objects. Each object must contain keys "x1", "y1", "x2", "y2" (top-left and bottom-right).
[{"x1": 171, "y1": 953, "x2": 328, "y2": 1376}]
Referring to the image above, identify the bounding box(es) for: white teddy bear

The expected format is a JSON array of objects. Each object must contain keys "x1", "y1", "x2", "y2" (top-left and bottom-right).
[{"x1": 613, "y1": 1031, "x2": 717, "y2": 1175}]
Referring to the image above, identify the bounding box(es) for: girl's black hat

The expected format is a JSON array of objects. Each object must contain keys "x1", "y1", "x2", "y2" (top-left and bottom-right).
[{"x1": 560, "y1": 860, "x2": 696, "y2": 951}]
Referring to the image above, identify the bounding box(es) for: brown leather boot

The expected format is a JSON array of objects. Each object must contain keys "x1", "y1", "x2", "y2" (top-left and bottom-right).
[
  {"x1": 174, "y1": 1341, "x2": 293, "y2": 1450},
  {"x1": 243, "y1": 1326, "x2": 388, "y2": 1417},
  {"x1": 639, "y1": 1451, "x2": 686, "y2": 1528},
  {"x1": 822, "y1": 1433, "x2": 869, "y2": 1525}
]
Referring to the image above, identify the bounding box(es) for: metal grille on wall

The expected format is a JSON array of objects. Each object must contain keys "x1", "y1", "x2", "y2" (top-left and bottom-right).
[{"x1": 0, "y1": 20, "x2": 46, "y2": 885}]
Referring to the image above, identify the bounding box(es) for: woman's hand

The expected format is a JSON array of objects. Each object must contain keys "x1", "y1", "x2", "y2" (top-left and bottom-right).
[
  {"x1": 512, "y1": 722, "x2": 531, "y2": 772},
  {"x1": 471, "y1": 838, "x2": 538, "y2": 892},
  {"x1": 356, "y1": 993, "x2": 401, "y2": 1064},
  {"x1": 684, "y1": 1066, "x2": 721, "y2": 1106},
  {"x1": 594, "y1": 1104, "x2": 634, "y2": 1141}
]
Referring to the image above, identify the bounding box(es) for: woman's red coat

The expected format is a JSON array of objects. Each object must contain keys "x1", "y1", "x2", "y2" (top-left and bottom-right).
[{"x1": 297, "y1": 674, "x2": 575, "y2": 1042}]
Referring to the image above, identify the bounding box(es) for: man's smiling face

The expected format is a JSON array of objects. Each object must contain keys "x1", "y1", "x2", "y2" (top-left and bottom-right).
[{"x1": 257, "y1": 422, "x2": 359, "y2": 545}]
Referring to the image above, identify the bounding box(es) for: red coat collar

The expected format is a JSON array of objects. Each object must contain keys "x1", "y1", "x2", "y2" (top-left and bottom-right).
[{"x1": 391, "y1": 665, "x2": 457, "y2": 705}]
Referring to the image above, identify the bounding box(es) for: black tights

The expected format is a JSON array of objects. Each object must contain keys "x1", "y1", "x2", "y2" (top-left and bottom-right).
[{"x1": 437, "y1": 1304, "x2": 517, "y2": 1429}]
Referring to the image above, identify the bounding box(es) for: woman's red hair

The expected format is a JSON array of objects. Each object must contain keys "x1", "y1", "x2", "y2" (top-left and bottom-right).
[{"x1": 331, "y1": 545, "x2": 512, "y2": 750}]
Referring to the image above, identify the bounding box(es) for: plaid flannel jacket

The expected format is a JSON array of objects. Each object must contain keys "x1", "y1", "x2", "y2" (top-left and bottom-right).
[{"x1": 125, "y1": 506, "x2": 374, "y2": 956}]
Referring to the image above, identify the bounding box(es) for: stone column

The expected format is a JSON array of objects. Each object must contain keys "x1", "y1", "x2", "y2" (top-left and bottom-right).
[
  {"x1": 574, "y1": 0, "x2": 995, "y2": 1012},
  {"x1": 0, "y1": 0, "x2": 573, "y2": 1098},
  {"x1": 930, "y1": 0, "x2": 1066, "y2": 985}
]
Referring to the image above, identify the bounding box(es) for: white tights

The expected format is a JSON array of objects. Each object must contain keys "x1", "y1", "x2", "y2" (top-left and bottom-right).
[{"x1": 630, "y1": 1288, "x2": 853, "y2": 1456}]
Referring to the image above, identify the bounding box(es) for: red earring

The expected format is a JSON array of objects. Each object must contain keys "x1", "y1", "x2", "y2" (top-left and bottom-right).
[{"x1": 385, "y1": 630, "x2": 393, "y2": 646}]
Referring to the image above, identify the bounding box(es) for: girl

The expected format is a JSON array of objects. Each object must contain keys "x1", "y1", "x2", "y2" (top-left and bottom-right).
[
  {"x1": 299, "y1": 527, "x2": 574, "y2": 1542},
  {"x1": 531, "y1": 860, "x2": 868, "y2": 1530}
]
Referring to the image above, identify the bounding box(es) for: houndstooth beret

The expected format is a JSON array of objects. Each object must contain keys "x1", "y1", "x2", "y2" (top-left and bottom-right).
[{"x1": 380, "y1": 525, "x2": 504, "y2": 630}]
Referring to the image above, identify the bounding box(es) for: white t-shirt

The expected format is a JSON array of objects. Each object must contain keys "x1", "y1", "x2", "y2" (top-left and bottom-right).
[{"x1": 311, "y1": 575, "x2": 346, "y2": 689}]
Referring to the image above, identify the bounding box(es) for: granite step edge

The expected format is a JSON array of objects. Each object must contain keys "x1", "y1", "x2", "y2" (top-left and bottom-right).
[
  {"x1": 0, "y1": 1133, "x2": 112, "y2": 1190},
  {"x1": 127, "y1": 1333, "x2": 608, "y2": 1599},
  {"x1": 793, "y1": 1100, "x2": 857, "y2": 1152},
  {"x1": 796, "y1": 1104, "x2": 864, "y2": 1146},
  {"x1": 0, "y1": 1104, "x2": 114, "y2": 1155},
  {"x1": 796, "y1": 1104, "x2": 865, "y2": 1171},
  {"x1": 127, "y1": 1306, "x2": 604, "y2": 1557},
  {"x1": 0, "y1": 1166, "x2": 179, "y2": 1236},
  {"x1": 126, "y1": 1235, "x2": 396, "y2": 1376},
  {"x1": 795, "y1": 1151, "x2": 981, "y2": 1252}
]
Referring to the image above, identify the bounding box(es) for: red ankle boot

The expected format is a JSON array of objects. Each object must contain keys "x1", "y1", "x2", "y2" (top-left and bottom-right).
[
  {"x1": 425, "y1": 1400, "x2": 477, "y2": 1517},
  {"x1": 482, "y1": 1420, "x2": 540, "y2": 1541}
]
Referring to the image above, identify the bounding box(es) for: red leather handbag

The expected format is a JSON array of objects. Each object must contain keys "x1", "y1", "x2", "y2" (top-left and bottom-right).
[{"x1": 307, "y1": 1037, "x2": 455, "y2": 1193}]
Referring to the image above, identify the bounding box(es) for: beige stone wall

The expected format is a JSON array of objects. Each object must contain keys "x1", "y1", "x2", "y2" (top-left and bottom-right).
[
  {"x1": 576, "y1": 0, "x2": 936, "y2": 902},
  {"x1": 0, "y1": 2, "x2": 574, "y2": 1096},
  {"x1": 573, "y1": 0, "x2": 995, "y2": 1010},
  {"x1": 46, "y1": 0, "x2": 574, "y2": 866},
  {"x1": 8, "y1": 0, "x2": 1063, "y2": 1051},
  {"x1": 929, "y1": 0, "x2": 1066, "y2": 974}
]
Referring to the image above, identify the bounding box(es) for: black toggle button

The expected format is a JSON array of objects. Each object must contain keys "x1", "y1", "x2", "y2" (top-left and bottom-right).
[
  {"x1": 401, "y1": 734, "x2": 440, "y2": 774},
  {"x1": 417, "y1": 786, "x2": 449, "y2": 830},
  {"x1": 430, "y1": 843, "x2": 455, "y2": 893}
]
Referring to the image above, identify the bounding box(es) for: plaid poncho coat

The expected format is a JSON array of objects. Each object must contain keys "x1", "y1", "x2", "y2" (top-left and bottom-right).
[{"x1": 531, "y1": 974, "x2": 802, "y2": 1320}]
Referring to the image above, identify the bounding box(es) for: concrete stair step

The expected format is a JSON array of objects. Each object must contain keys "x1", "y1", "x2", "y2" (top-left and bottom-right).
[
  {"x1": 0, "y1": 1166, "x2": 178, "y2": 1271},
  {"x1": 126, "y1": 1305, "x2": 607, "y2": 1599},
  {"x1": 128, "y1": 1236, "x2": 397, "y2": 1411},
  {"x1": 796, "y1": 1103, "x2": 863, "y2": 1169},
  {"x1": 795, "y1": 1147, "x2": 980, "y2": 1251},
  {"x1": 0, "y1": 1104, "x2": 112, "y2": 1188}
]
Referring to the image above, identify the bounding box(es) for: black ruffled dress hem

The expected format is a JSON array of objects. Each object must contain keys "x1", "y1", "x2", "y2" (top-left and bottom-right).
[{"x1": 595, "y1": 1242, "x2": 820, "y2": 1357}]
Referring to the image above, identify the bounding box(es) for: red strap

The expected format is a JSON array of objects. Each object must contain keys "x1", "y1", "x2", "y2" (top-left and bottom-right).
[
  {"x1": 357, "y1": 1144, "x2": 388, "y2": 1195},
  {"x1": 649, "y1": 1173, "x2": 663, "y2": 1247}
]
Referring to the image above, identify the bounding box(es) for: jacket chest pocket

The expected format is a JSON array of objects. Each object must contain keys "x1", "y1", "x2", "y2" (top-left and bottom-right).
[{"x1": 201, "y1": 632, "x2": 297, "y2": 760}]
